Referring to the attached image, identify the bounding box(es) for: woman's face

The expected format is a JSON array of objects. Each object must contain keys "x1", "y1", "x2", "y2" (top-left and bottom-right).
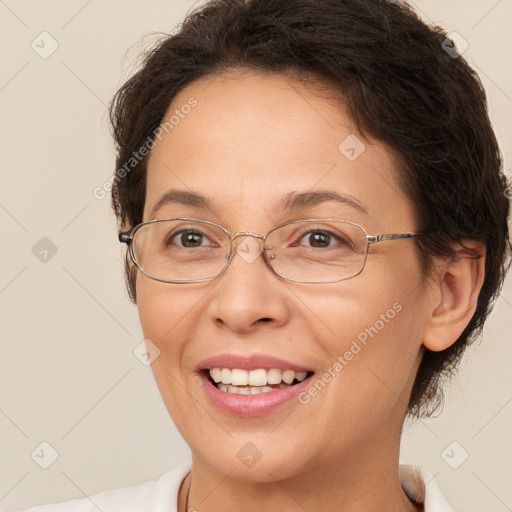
[{"x1": 137, "y1": 71, "x2": 428, "y2": 481}]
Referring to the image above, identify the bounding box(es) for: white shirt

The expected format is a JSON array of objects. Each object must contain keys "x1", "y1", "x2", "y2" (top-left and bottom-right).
[{"x1": 21, "y1": 463, "x2": 454, "y2": 512}]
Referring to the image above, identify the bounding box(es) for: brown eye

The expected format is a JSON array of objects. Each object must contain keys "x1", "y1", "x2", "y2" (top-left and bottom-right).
[
  {"x1": 168, "y1": 230, "x2": 208, "y2": 248},
  {"x1": 298, "y1": 230, "x2": 343, "y2": 248}
]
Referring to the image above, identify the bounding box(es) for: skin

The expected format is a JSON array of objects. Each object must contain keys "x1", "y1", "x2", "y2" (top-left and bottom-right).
[{"x1": 135, "y1": 70, "x2": 485, "y2": 512}]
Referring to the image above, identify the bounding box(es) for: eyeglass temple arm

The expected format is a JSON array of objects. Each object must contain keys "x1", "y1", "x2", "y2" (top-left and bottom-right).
[
  {"x1": 118, "y1": 232, "x2": 132, "y2": 244},
  {"x1": 367, "y1": 233, "x2": 422, "y2": 245}
]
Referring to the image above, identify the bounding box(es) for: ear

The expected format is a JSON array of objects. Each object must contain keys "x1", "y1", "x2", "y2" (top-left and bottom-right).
[{"x1": 423, "y1": 241, "x2": 486, "y2": 352}]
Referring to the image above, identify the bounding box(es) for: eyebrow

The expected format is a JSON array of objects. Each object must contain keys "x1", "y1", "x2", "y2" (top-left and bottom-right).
[
  {"x1": 277, "y1": 190, "x2": 368, "y2": 215},
  {"x1": 149, "y1": 188, "x2": 368, "y2": 218},
  {"x1": 150, "y1": 189, "x2": 217, "y2": 218}
]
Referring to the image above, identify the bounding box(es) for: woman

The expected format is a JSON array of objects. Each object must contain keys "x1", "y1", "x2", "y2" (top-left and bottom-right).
[{"x1": 24, "y1": 0, "x2": 510, "y2": 510}]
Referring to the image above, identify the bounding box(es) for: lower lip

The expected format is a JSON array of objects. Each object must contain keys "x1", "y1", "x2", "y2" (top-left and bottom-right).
[{"x1": 198, "y1": 371, "x2": 314, "y2": 417}]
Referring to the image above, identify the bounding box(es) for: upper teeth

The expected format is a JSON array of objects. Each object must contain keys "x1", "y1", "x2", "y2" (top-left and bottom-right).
[{"x1": 209, "y1": 367, "x2": 308, "y2": 386}]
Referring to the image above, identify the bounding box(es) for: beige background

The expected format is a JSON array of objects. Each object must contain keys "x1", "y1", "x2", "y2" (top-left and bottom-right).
[{"x1": 0, "y1": 0, "x2": 511, "y2": 510}]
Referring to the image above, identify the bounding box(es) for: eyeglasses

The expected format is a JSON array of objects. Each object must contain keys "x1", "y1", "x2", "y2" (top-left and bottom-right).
[{"x1": 118, "y1": 217, "x2": 422, "y2": 284}]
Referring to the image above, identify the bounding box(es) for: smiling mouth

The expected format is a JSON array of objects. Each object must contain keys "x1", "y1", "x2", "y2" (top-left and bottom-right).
[{"x1": 204, "y1": 367, "x2": 315, "y2": 395}]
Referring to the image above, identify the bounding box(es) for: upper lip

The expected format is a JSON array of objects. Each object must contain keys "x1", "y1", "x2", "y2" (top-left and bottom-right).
[{"x1": 197, "y1": 353, "x2": 313, "y2": 372}]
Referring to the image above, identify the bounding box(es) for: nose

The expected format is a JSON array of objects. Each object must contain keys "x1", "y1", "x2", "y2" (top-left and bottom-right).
[{"x1": 208, "y1": 235, "x2": 290, "y2": 333}]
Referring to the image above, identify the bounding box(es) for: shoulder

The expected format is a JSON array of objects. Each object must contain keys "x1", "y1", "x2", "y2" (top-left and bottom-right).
[
  {"x1": 399, "y1": 464, "x2": 455, "y2": 512},
  {"x1": 21, "y1": 463, "x2": 191, "y2": 512}
]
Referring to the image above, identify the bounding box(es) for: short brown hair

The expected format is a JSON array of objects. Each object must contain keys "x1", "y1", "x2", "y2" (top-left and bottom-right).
[{"x1": 109, "y1": 0, "x2": 510, "y2": 417}]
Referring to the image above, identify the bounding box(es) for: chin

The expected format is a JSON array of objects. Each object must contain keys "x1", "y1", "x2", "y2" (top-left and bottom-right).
[{"x1": 192, "y1": 443, "x2": 310, "y2": 483}]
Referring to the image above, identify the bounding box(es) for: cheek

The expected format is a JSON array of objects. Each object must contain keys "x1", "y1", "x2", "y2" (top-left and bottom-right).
[
  {"x1": 135, "y1": 277, "x2": 204, "y2": 401},
  {"x1": 136, "y1": 279, "x2": 206, "y2": 429},
  {"x1": 136, "y1": 274, "x2": 203, "y2": 342},
  {"x1": 304, "y1": 259, "x2": 425, "y2": 417}
]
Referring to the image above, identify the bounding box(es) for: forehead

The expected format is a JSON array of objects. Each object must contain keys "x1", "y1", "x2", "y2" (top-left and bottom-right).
[{"x1": 144, "y1": 71, "x2": 414, "y2": 230}]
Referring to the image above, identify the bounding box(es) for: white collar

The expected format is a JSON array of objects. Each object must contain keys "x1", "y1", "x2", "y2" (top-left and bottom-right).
[{"x1": 399, "y1": 464, "x2": 455, "y2": 511}]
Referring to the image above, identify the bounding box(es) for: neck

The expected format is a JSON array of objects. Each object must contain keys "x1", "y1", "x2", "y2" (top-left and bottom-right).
[{"x1": 180, "y1": 440, "x2": 422, "y2": 512}]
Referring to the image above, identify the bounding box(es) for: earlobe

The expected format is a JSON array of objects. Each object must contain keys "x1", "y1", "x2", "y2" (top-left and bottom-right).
[{"x1": 423, "y1": 242, "x2": 486, "y2": 352}]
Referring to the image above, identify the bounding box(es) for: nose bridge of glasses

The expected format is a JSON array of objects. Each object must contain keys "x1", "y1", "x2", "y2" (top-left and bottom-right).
[
  {"x1": 230, "y1": 231, "x2": 265, "y2": 245},
  {"x1": 230, "y1": 231, "x2": 276, "y2": 255},
  {"x1": 228, "y1": 231, "x2": 276, "y2": 266}
]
